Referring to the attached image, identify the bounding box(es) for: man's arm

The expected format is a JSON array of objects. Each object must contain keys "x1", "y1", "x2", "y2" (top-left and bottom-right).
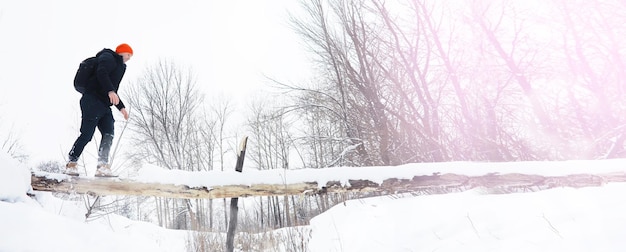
[
  {"x1": 116, "y1": 98, "x2": 128, "y2": 120},
  {"x1": 115, "y1": 98, "x2": 125, "y2": 110},
  {"x1": 95, "y1": 53, "x2": 117, "y2": 92},
  {"x1": 119, "y1": 108, "x2": 129, "y2": 120}
]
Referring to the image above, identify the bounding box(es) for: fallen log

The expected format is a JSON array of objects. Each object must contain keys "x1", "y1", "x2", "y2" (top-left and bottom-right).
[{"x1": 30, "y1": 171, "x2": 626, "y2": 199}]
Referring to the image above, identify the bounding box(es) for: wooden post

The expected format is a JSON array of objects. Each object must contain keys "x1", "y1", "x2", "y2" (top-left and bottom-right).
[{"x1": 226, "y1": 136, "x2": 248, "y2": 252}]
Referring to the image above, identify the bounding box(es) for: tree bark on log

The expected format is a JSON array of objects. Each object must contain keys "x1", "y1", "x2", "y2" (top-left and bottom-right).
[{"x1": 30, "y1": 171, "x2": 626, "y2": 199}]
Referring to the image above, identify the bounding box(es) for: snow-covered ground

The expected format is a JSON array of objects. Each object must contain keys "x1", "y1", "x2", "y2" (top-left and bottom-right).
[{"x1": 2, "y1": 150, "x2": 626, "y2": 251}]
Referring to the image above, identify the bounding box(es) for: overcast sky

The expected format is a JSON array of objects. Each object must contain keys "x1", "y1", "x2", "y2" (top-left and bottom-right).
[{"x1": 0, "y1": 0, "x2": 311, "y2": 164}]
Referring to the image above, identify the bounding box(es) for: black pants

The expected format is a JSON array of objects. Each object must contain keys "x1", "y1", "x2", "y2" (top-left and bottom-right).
[{"x1": 68, "y1": 94, "x2": 115, "y2": 164}]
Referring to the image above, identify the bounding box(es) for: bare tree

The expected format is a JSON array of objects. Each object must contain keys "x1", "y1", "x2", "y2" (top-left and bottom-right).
[
  {"x1": 290, "y1": 0, "x2": 390, "y2": 166},
  {"x1": 0, "y1": 118, "x2": 27, "y2": 162},
  {"x1": 206, "y1": 96, "x2": 233, "y2": 231},
  {"x1": 1, "y1": 129, "x2": 26, "y2": 161},
  {"x1": 126, "y1": 59, "x2": 209, "y2": 230},
  {"x1": 246, "y1": 97, "x2": 299, "y2": 229},
  {"x1": 127, "y1": 59, "x2": 205, "y2": 170},
  {"x1": 247, "y1": 98, "x2": 292, "y2": 171},
  {"x1": 288, "y1": 0, "x2": 626, "y2": 164},
  {"x1": 550, "y1": 0, "x2": 626, "y2": 158}
]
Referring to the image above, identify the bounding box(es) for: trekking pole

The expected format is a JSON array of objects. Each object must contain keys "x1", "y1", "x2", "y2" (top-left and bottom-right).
[{"x1": 109, "y1": 118, "x2": 129, "y2": 170}]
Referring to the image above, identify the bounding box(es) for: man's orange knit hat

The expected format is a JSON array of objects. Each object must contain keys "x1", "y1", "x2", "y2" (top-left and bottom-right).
[{"x1": 115, "y1": 43, "x2": 133, "y2": 55}]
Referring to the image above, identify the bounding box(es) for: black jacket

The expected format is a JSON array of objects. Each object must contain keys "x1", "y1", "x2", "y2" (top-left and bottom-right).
[{"x1": 86, "y1": 48, "x2": 127, "y2": 110}]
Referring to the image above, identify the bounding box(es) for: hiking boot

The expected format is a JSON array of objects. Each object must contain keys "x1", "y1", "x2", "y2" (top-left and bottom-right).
[
  {"x1": 95, "y1": 164, "x2": 116, "y2": 177},
  {"x1": 63, "y1": 162, "x2": 79, "y2": 176}
]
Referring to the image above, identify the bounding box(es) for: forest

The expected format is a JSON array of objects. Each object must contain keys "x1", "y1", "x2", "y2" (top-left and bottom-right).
[{"x1": 3, "y1": 0, "x2": 626, "y2": 249}]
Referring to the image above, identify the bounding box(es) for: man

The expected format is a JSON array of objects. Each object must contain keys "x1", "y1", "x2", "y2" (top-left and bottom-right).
[{"x1": 64, "y1": 43, "x2": 133, "y2": 177}]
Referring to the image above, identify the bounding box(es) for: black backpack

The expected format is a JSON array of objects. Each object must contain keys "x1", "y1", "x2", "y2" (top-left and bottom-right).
[{"x1": 73, "y1": 57, "x2": 98, "y2": 94}]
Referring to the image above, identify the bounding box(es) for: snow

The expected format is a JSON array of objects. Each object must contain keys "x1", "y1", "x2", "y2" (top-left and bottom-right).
[
  {"x1": 0, "y1": 152, "x2": 31, "y2": 203},
  {"x1": 309, "y1": 185, "x2": 626, "y2": 251},
  {"x1": 0, "y1": 200, "x2": 186, "y2": 252},
  {"x1": 3, "y1": 149, "x2": 626, "y2": 251},
  {"x1": 135, "y1": 159, "x2": 626, "y2": 188}
]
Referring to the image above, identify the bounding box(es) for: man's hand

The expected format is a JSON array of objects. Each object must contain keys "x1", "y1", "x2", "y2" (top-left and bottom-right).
[
  {"x1": 108, "y1": 91, "x2": 120, "y2": 105},
  {"x1": 120, "y1": 108, "x2": 129, "y2": 120}
]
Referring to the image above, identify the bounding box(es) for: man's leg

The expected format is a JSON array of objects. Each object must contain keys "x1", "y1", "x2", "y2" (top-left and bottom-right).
[
  {"x1": 97, "y1": 133, "x2": 114, "y2": 165},
  {"x1": 95, "y1": 110, "x2": 115, "y2": 177},
  {"x1": 65, "y1": 95, "x2": 100, "y2": 175},
  {"x1": 96, "y1": 110, "x2": 115, "y2": 166},
  {"x1": 68, "y1": 96, "x2": 99, "y2": 162}
]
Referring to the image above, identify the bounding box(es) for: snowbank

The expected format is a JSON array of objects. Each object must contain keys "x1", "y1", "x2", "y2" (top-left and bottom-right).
[
  {"x1": 308, "y1": 184, "x2": 626, "y2": 251},
  {"x1": 0, "y1": 151, "x2": 31, "y2": 202}
]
